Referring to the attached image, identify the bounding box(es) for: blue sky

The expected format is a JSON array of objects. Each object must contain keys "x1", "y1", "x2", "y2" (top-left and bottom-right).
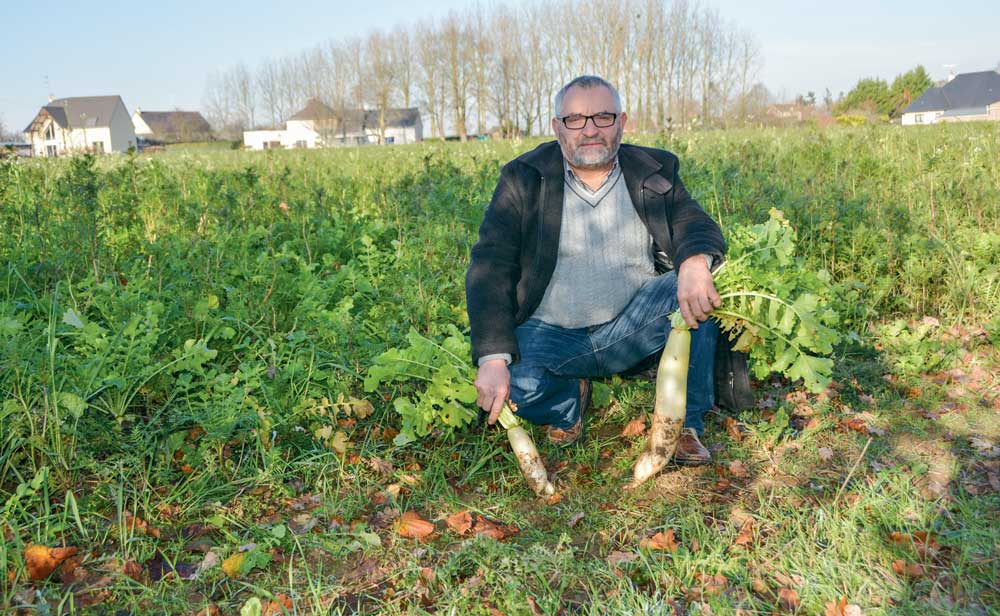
[{"x1": 1, "y1": 0, "x2": 997, "y2": 132}]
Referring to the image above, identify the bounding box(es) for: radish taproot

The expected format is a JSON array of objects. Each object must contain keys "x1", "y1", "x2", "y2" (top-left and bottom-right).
[
  {"x1": 498, "y1": 403, "x2": 556, "y2": 496},
  {"x1": 631, "y1": 312, "x2": 690, "y2": 486}
]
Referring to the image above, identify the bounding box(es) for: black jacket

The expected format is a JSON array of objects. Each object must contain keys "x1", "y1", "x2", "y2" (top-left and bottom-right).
[{"x1": 466, "y1": 140, "x2": 726, "y2": 364}]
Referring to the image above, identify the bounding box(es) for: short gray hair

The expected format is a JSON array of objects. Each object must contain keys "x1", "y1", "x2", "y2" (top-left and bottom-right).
[{"x1": 553, "y1": 75, "x2": 622, "y2": 117}]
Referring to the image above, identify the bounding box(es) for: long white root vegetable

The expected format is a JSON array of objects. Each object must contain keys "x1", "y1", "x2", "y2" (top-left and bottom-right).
[
  {"x1": 499, "y1": 404, "x2": 556, "y2": 497},
  {"x1": 631, "y1": 315, "x2": 690, "y2": 487}
]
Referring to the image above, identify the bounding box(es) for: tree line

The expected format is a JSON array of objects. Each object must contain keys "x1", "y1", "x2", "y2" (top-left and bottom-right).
[{"x1": 202, "y1": 0, "x2": 765, "y2": 140}]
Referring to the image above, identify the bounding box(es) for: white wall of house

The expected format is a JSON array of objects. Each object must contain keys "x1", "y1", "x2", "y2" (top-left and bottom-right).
[
  {"x1": 901, "y1": 110, "x2": 943, "y2": 126},
  {"x1": 243, "y1": 129, "x2": 286, "y2": 150},
  {"x1": 283, "y1": 121, "x2": 320, "y2": 148},
  {"x1": 382, "y1": 123, "x2": 421, "y2": 145},
  {"x1": 28, "y1": 123, "x2": 115, "y2": 156}
]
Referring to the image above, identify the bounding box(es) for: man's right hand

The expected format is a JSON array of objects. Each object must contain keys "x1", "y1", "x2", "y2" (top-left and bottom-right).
[{"x1": 475, "y1": 359, "x2": 511, "y2": 425}]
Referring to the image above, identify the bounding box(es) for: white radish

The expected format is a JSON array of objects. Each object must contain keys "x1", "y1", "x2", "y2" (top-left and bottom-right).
[
  {"x1": 498, "y1": 404, "x2": 556, "y2": 497},
  {"x1": 631, "y1": 314, "x2": 690, "y2": 487}
]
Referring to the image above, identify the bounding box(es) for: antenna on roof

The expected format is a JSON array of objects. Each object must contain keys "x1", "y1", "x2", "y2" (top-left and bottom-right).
[
  {"x1": 943, "y1": 64, "x2": 957, "y2": 82},
  {"x1": 44, "y1": 74, "x2": 53, "y2": 102}
]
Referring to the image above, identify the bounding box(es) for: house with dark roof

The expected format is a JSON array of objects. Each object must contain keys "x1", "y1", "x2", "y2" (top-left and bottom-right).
[
  {"x1": 901, "y1": 70, "x2": 1000, "y2": 125},
  {"x1": 23, "y1": 96, "x2": 136, "y2": 156},
  {"x1": 132, "y1": 110, "x2": 212, "y2": 144},
  {"x1": 243, "y1": 98, "x2": 422, "y2": 150}
]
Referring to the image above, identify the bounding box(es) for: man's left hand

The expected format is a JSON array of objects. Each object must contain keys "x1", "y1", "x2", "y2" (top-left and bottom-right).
[{"x1": 677, "y1": 255, "x2": 721, "y2": 328}]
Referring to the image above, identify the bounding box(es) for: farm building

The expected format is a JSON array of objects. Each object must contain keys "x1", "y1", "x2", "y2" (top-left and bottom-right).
[
  {"x1": 901, "y1": 69, "x2": 1000, "y2": 125},
  {"x1": 23, "y1": 95, "x2": 136, "y2": 157},
  {"x1": 243, "y1": 99, "x2": 422, "y2": 150},
  {"x1": 132, "y1": 110, "x2": 212, "y2": 144}
]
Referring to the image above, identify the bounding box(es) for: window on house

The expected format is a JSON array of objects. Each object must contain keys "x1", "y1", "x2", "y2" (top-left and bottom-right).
[
  {"x1": 46, "y1": 145, "x2": 57, "y2": 157},
  {"x1": 91, "y1": 141, "x2": 105, "y2": 153},
  {"x1": 45, "y1": 125, "x2": 55, "y2": 140},
  {"x1": 915, "y1": 114, "x2": 923, "y2": 124},
  {"x1": 295, "y1": 140, "x2": 307, "y2": 148}
]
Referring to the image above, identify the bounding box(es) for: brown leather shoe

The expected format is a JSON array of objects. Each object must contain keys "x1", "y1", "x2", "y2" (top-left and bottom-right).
[
  {"x1": 546, "y1": 379, "x2": 590, "y2": 447},
  {"x1": 674, "y1": 428, "x2": 711, "y2": 466}
]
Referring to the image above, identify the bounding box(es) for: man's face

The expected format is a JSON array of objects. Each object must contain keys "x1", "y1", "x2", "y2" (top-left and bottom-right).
[{"x1": 552, "y1": 85, "x2": 627, "y2": 170}]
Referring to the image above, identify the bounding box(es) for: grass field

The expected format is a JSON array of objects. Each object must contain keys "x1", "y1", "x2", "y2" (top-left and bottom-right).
[{"x1": 2, "y1": 124, "x2": 999, "y2": 615}]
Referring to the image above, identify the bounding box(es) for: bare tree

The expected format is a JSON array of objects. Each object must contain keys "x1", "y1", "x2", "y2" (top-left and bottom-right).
[
  {"x1": 228, "y1": 63, "x2": 257, "y2": 129},
  {"x1": 201, "y1": 0, "x2": 764, "y2": 141},
  {"x1": 392, "y1": 27, "x2": 414, "y2": 109},
  {"x1": 415, "y1": 20, "x2": 446, "y2": 139},
  {"x1": 257, "y1": 59, "x2": 283, "y2": 127},
  {"x1": 366, "y1": 30, "x2": 397, "y2": 143},
  {"x1": 441, "y1": 13, "x2": 472, "y2": 140}
]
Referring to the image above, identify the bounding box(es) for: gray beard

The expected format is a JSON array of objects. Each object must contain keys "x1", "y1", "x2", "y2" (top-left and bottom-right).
[{"x1": 570, "y1": 144, "x2": 617, "y2": 169}]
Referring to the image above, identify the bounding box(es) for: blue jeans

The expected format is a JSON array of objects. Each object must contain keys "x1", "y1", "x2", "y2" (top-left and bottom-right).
[{"x1": 509, "y1": 272, "x2": 718, "y2": 435}]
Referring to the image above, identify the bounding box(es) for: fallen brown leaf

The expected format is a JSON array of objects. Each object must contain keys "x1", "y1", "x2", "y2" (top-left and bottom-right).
[
  {"x1": 606, "y1": 550, "x2": 638, "y2": 568},
  {"x1": 640, "y1": 529, "x2": 678, "y2": 552},
  {"x1": 545, "y1": 493, "x2": 564, "y2": 505},
  {"x1": 818, "y1": 447, "x2": 835, "y2": 461},
  {"x1": 263, "y1": 593, "x2": 294, "y2": 616},
  {"x1": 25, "y1": 544, "x2": 78, "y2": 580},
  {"x1": 824, "y1": 597, "x2": 865, "y2": 616},
  {"x1": 778, "y1": 587, "x2": 800, "y2": 611},
  {"x1": 888, "y1": 531, "x2": 940, "y2": 558},
  {"x1": 397, "y1": 511, "x2": 435, "y2": 540},
  {"x1": 724, "y1": 417, "x2": 742, "y2": 441},
  {"x1": 473, "y1": 515, "x2": 519, "y2": 540},
  {"x1": 892, "y1": 559, "x2": 925, "y2": 578},
  {"x1": 686, "y1": 573, "x2": 728, "y2": 601},
  {"x1": 773, "y1": 572, "x2": 804, "y2": 588},
  {"x1": 732, "y1": 519, "x2": 755, "y2": 548},
  {"x1": 123, "y1": 512, "x2": 161, "y2": 538},
  {"x1": 621, "y1": 417, "x2": 646, "y2": 438},
  {"x1": 729, "y1": 460, "x2": 750, "y2": 479},
  {"x1": 446, "y1": 511, "x2": 473, "y2": 535}
]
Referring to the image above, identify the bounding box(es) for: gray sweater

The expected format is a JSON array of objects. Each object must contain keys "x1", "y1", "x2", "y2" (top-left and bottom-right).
[{"x1": 531, "y1": 160, "x2": 657, "y2": 328}]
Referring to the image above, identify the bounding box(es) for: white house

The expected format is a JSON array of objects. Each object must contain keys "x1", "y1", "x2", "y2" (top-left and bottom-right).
[
  {"x1": 24, "y1": 96, "x2": 136, "y2": 156},
  {"x1": 132, "y1": 110, "x2": 212, "y2": 143},
  {"x1": 244, "y1": 98, "x2": 422, "y2": 150},
  {"x1": 901, "y1": 69, "x2": 1000, "y2": 126}
]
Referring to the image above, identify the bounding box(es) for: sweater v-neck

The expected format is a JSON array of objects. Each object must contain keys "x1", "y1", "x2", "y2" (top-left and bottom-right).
[{"x1": 564, "y1": 158, "x2": 622, "y2": 207}]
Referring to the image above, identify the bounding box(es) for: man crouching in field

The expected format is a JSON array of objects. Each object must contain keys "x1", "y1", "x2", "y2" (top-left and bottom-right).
[{"x1": 465, "y1": 75, "x2": 725, "y2": 464}]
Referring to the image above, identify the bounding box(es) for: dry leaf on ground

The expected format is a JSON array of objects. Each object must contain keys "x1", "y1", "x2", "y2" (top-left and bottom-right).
[
  {"x1": 621, "y1": 417, "x2": 646, "y2": 437},
  {"x1": 446, "y1": 511, "x2": 473, "y2": 535},
  {"x1": 639, "y1": 529, "x2": 679, "y2": 552},
  {"x1": 606, "y1": 550, "x2": 638, "y2": 568},
  {"x1": 25, "y1": 545, "x2": 78, "y2": 580},
  {"x1": 397, "y1": 511, "x2": 435, "y2": 540},
  {"x1": 724, "y1": 417, "x2": 742, "y2": 441},
  {"x1": 888, "y1": 531, "x2": 940, "y2": 557},
  {"x1": 473, "y1": 515, "x2": 519, "y2": 540},
  {"x1": 824, "y1": 597, "x2": 864, "y2": 616},
  {"x1": 732, "y1": 520, "x2": 755, "y2": 548},
  {"x1": 729, "y1": 460, "x2": 750, "y2": 478},
  {"x1": 687, "y1": 573, "x2": 729, "y2": 601},
  {"x1": 892, "y1": 559, "x2": 925, "y2": 578},
  {"x1": 818, "y1": 447, "x2": 835, "y2": 461},
  {"x1": 778, "y1": 587, "x2": 800, "y2": 611}
]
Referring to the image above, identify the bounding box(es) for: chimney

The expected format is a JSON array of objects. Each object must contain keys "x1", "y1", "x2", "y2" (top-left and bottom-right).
[
  {"x1": 48, "y1": 95, "x2": 54, "y2": 103},
  {"x1": 947, "y1": 71, "x2": 955, "y2": 82}
]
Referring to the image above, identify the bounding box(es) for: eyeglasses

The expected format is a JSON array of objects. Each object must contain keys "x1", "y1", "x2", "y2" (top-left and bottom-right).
[{"x1": 558, "y1": 112, "x2": 618, "y2": 130}]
